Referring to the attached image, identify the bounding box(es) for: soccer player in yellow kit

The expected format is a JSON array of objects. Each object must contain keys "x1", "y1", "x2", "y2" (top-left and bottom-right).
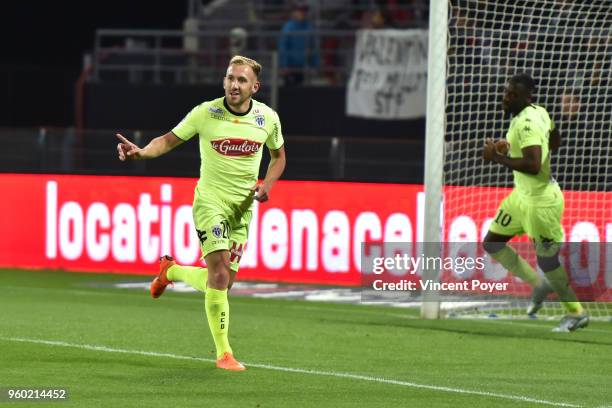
[
  {"x1": 482, "y1": 73, "x2": 588, "y2": 332},
  {"x1": 116, "y1": 56, "x2": 286, "y2": 369}
]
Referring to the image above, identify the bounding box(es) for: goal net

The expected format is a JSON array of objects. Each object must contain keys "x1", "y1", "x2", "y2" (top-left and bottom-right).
[{"x1": 428, "y1": 0, "x2": 611, "y2": 320}]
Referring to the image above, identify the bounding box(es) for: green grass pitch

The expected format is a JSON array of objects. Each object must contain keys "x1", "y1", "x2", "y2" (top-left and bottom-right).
[{"x1": 1, "y1": 269, "x2": 611, "y2": 408}]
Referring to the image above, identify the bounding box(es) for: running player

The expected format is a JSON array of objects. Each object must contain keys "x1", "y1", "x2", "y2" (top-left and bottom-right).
[
  {"x1": 482, "y1": 73, "x2": 587, "y2": 332},
  {"x1": 116, "y1": 56, "x2": 286, "y2": 368}
]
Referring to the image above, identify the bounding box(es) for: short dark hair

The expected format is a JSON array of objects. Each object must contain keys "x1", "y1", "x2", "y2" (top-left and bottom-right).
[{"x1": 509, "y1": 73, "x2": 536, "y2": 95}]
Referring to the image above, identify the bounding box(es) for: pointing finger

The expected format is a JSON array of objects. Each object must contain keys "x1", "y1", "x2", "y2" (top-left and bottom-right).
[{"x1": 116, "y1": 133, "x2": 132, "y2": 145}]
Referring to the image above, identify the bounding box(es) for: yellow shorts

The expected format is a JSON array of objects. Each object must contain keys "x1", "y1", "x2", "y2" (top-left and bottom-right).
[
  {"x1": 192, "y1": 190, "x2": 252, "y2": 272},
  {"x1": 489, "y1": 188, "x2": 564, "y2": 255}
]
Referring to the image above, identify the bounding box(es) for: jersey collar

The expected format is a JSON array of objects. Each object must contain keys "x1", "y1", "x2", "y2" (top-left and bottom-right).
[
  {"x1": 512, "y1": 103, "x2": 534, "y2": 119},
  {"x1": 223, "y1": 98, "x2": 252, "y2": 116}
]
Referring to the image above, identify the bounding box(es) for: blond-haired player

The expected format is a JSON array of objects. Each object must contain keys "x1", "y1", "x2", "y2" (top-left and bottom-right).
[{"x1": 117, "y1": 56, "x2": 286, "y2": 369}]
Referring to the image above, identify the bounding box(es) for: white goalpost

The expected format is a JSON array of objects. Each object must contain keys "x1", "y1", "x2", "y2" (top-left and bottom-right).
[
  {"x1": 421, "y1": 0, "x2": 447, "y2": 319},
  {"x1": 423, "y1": 0, "x2": 611, "y2": 320}
]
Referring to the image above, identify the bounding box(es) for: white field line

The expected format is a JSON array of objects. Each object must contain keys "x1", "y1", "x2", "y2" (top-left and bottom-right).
[
  {"x1": 459, "y1": 317, "x2": 612, "y2": 334},
  {"x1": 1, "y1": 336, "x2": 582, "y2": 408},
  {"x1": 389, "y1": 313, "x2": 612, "y2": 334}
]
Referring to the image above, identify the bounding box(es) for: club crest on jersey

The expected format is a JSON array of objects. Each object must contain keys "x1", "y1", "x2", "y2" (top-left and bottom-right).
[
  {"x1": 254, "y1": 115, "x2": 265, "y2": 127},
  {"x1": 211, "y1": 138, "x2": 263, "y2": 156},
  {"x1": 208, "y1": 106, "x2": 224, "y2": 115},
  {"x1": 212, "y1": 225, "x2": 223, "y2": 238}
]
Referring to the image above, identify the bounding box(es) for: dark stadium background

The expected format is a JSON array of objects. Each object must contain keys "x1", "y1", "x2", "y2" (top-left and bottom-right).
[
  {"x1": 0, "y1": 1, "x2": 185, "y2": 127},
  {"x1": 0, "y1": 1, "x2": 426, "y2": 184},
  {"x1": 1, "y1": 1, "x2": 425, "y2": 183}
]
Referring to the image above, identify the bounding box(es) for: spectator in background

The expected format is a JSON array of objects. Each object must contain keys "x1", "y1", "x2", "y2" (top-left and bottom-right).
[
  {"x1": 361, "y1": 8, "x2": 389, "y2": 29},
  {"x1": 229, "y1": 27, "x2": 248, "y2": 56},
  {"x1": 321, "y1": 17, "x2": 350, "y2": 85},
  {"x1": 385, "y1": 0, "x2": 418, "y2": 28},
  {"x1": 560, "y1": 92, "x2": 580, "y2": 117},
  {"x1": 278, "y1": 2, "x2": 320, "y2": 85},
  {"x1": 559, "y1": 36, "x2": 609, "y2": 121}
]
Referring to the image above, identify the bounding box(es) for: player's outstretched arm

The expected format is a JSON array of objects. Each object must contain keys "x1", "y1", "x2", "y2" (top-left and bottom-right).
[
  {"x1": 116, "y1": 132, "x2": 183, "y2": 161},
  {"x1": 252, "y1": 145, "x2": 286, "y2": 203},
  {"x1": 482, "y1": 138, "x2": 541, "y2": 175}
]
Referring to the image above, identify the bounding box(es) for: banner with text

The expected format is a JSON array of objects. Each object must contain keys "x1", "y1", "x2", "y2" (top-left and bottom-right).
[
  {"x1": 0, "y1": 174, "x2": 610, "y2": 299},
  {"x1": 346, "y1": 29, "x2": 428, "y2": 119}
]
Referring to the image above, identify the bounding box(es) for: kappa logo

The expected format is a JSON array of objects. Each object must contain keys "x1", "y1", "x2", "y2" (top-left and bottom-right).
[
  {"x1": 196, "y1": 229, "x2": 207, "y2": 244},
  {"x1": 255, "y1": 115, "x2": 265, "y2": 127},
  {"x1": 210, "y1": 138, "x2": 262, "y2": 156},
  {"x1": 212, "y1": 225, "x2": 223, "y2": 238},
  {"x1": 208, "y1": 106, "x2": 224, "y2": 115}
]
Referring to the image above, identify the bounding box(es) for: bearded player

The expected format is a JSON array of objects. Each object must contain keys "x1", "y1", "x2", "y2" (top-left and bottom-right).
[
  {"x1": 116, "y1": 56, "x2": 286, "y2": 369},
  {"x1": 482, "y1": 73, "x2": 588, "y2": 332}
]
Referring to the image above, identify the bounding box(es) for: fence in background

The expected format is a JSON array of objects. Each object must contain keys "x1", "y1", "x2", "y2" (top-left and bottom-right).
[
  {"x1": 0, "y1": 127, "x2": 424, "y2": 184},
  {"x1": 90, "y1": 28, "x2": 358, "y2": 91}
]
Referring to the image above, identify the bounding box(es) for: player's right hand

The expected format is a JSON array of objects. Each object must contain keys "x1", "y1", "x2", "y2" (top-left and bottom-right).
[
  {"x1": 116, "y1": 133, "x2": 142, "y2": 161},
  {"x1": 482, "y1": 138, "x2": 497, "y2": 162}
]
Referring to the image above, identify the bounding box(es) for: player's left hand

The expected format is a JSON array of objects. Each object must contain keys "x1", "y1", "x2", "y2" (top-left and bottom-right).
[
  {"x1": 482, "y1": 138, "x2": 498, "y2": 162},
  {"x1": 251, "y1": 182, "x2": 271, "y2": 203}
]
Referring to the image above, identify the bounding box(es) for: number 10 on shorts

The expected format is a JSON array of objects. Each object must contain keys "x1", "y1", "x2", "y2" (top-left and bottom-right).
[{"x1": 495, "y1": 209, "x2": 512, "y2": 227}]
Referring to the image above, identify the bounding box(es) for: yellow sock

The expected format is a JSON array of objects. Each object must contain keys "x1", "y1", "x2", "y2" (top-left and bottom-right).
[
  {"x1": 167, "y1": 265, "x2": 207, "y2": 292},
  {"x1": 489, "y1": 246, "x2": 540, "y2": 287},
  {"x1": 205, "y1": 288, "x2": 232, "y2": 358},
  {"x1": 545, "y1": 266, "x2": 584, "y2": 315}
]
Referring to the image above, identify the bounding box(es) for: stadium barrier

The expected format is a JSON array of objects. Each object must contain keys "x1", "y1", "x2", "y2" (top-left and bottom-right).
[{"x1": 0, "y1": 174, "x2": 609, "y2": 299}]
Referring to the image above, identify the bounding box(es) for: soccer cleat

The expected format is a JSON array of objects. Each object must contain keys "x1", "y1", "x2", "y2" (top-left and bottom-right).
[
  {"x1": 527, "y1": 279, "x2": 554, "y2": 317},
  {"x1": 552, "y1": 314, "x2": 589, "y2": 332},
  {"x1": 216, "y1": 353, "x2": 246, "y2": 371},
  {"x1": 150, "y1": 255, "x2": 175, "y2": 299}
]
